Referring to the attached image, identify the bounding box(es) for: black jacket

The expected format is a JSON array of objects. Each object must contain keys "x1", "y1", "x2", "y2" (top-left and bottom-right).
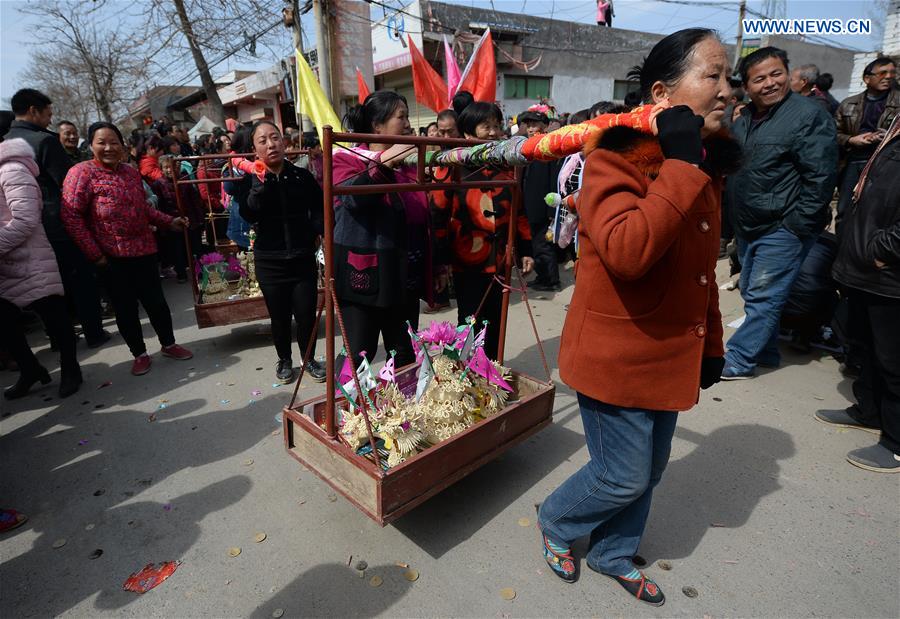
[
  {"x1": 522, "y1": 159, "x2": 562, "y2": 225},
  {"x1": 4, "y1": 120, "x2": 73, "y2": 243},
  {"x1": 832, "y1": 132, "x2": 900, "y2": 298},
  {"x1": 727, "y1": 91, "x2": 838, "y2": 241},
  {"x1": 239, "y1": 163, "x2": 324, "y2": 260}
]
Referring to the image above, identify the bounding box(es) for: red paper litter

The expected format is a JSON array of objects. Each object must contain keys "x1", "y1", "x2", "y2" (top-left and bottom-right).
[{"x1": 123, "y1": 561, "x2": 181, "y2": 594}]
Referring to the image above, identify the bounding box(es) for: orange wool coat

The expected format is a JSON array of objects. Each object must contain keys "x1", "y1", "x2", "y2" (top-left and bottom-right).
[{"x1": 559, "y1": 127, "x2": 739, "y2": 412}]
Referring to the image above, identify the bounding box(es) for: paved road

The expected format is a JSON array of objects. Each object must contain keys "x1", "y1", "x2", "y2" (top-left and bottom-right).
[{"x1": 2, "y1": 259, "x2": 898, "y2": 618}]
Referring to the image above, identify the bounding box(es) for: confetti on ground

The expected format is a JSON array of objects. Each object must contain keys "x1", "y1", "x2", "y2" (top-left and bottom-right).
[
  {"x1": 84, "y1": 523, "x2": 95, "y2": 531},
  {"x1": 723, "y1": 560, "x2": 739, "y2": 564},
  {"x1": 256, "y1": 367, "x2": 263, "y2": 371},
  {"x1": 327, "y1": 494, "x2": 337, "y2": 502},
  {"x1": 254, "y1": 532, "x2": 267, "y2": 543},
  {"x1": 682, "y1": 586, "x2": 699, "y2": 598},
  {"x1": 78, "y1": 440, "x2": 89, "y2": 446},
  {"x1": 148, "y1": 414, "x2": 156, "y2": 422},
  {"x1": 355, "y1": 560, "x2": 368, "y2": 571},
  {"x1": 813, "y1": 395, "x2": 825, "y2": 401},
  {"x1": 94, "y1": 489, "x2": 106, "y2": 496},
  {"x1": 157, "y1": 403, "x2": 167, "y2": 410},
  {"x1": 227, "y1": 382, "x2": 235, "y2": 386},
  {"x1": 657, "y1": 560, "x2": 672, "y2": 571},
  {"x1": 252, "y1": 390, "x2": 262, "y2": 396},
  {"x1": 220, "y1": 399, "x2": 230, "y2": 405},
  {"x1": 517, "y1": 517, "x2": 531, "y2": 527},
  {"x1": 163, "y1": 504, "x2": 172, "y2": 511},
  {"x1": 228, "y1": 547, "x2": 241, "y2": 557},
  {"x1": 710, "y1": 522, "x2": 726, "y2": 527},
  {"x1": 500, "y1": 588, "x2": 516, "y2": 600},
  {"x1": 244, "y1": 459, "x2": 254, "y2": 466},
  {"x1": 52, "y1": 538, "x2": 67, "y2": 549},
  {"x1": 272, "y1": 609, "x2": 284, "y2": 618},
  {"x1": 403, "y1": 569, "x2": 419, "y2": 582},
  {"x1": 123, "y1": 561, "x2": 180, "y2": 594},
  {"x1": 89, "y1": 549, "x2": 103, "y2": 560},
  {"x1": 98, "y1": 381, "x2": 112, "y2": 389},
  {"x1": 271, "y1": 383, "x2": 281, "y2": 388},
  {"x1": 369, "y1": 575, "x2": 383, "y2": 587},
  {"x1": 395, "y1": 562, "x2": 408, "y2": 568}
]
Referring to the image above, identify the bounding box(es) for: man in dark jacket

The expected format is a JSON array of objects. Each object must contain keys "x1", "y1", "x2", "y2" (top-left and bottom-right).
[
  {"x1": 816, "y1": 115, "x2": 900, "y2": 473},
  {"x1": 519, "y1": 110, "x2": 562, "y2": 291},
  {"x1": 834, "y1": 57, "x2": 899, "y2": 226},
  {"x1": 722, "y1": 48, "x2": 838, "y2": 380},
  {"x1": 6, "y1": 89, "x2": 108, "y2": 348}
]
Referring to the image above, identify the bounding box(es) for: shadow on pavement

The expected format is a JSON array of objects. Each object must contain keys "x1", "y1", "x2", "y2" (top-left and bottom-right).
[
  {"x1": 639, "y1": 423, "x2": 795, "y2": 562},
  {"x1": 250, "y1": 563, "x2": 414, "y2": 618}
]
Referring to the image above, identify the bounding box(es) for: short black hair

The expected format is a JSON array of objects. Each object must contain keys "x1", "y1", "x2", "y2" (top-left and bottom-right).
[
  {"x1": 589, "y1": 101, "x2": 618, "y2": 117},
  {"x1": 58, "y1": 120, "x2": 77, "y2": 130},
  {"x1": 87, "y1": 121, "x2": 124, "y2": 145},
  {"x1": 816, "y1": 73, "x2": 834, "y2": 92},
  {"x1": 0, "y1": 110, "x2": 15, "y2": 141},
  {"x1": 301, "y1": 131, "x2": 320, "y2": 149},
  {"x1": 451, "y1": 90, "x2": 474, "y2": 116},
  {"x1": 343, "y1": 90, "x2": 408, "y2": 134},
  {"x1": 627, "y1": 28, "x2": 719, "y2": 103},
  {"x1": 457, "y1": 101, "x2": 503, "y2": 137},
  {"x1": 864, "y1": 56, "x2": 895, "y2": 76},
  {"x1": 437, "y1": 109, "x2": 457, "y2": 123},
  {"x1": 568, "y1": 109, "x2": 591, "y2": 125},
  {"x1": 11, "y1": 88, "x2": 52, "y2": 116},
  {"x1": 623, "y1": 91, "x2": 643, "y2": 110},
  {"x1": 739, "y1": 46, "x2": 789, "y2": 84},
  {"x1": 517, "y1": 110, "x2": 549, "y2": 125}
]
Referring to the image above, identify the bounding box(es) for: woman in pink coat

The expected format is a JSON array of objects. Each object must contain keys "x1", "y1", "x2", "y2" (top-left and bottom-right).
[{"x1": 0, "y1": 128, "x2": 82, "y2": 399}]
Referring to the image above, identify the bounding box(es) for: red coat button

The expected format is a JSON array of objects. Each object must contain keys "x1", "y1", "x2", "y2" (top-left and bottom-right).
[
  {"x1": 695, "y1": 324, "x2": 707, "y2": 337},
  {"x1": 698, "y1": 274, "x2": 709, "y2": 286},
  {"x1": 699, "y1": 220, "x2": 710, "y2": 232}
]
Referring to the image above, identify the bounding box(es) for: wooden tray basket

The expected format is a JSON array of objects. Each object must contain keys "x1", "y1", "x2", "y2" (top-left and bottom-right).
[{"x1": 282, "y1": 366, "x2": 555, "y2": 526}]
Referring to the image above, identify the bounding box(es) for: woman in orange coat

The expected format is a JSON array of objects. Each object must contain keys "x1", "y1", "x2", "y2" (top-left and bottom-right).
[{"x1": 537, "y1": 29, "x2": 740, "y2": 605}]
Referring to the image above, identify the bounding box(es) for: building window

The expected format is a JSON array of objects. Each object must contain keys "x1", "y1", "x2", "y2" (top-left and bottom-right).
[
  {"x1": 613, "y1": 80, "x2": 640, "y2": 101},
  {"x1": 504, "y1": 75, "x2": 551, "y2": 99}
]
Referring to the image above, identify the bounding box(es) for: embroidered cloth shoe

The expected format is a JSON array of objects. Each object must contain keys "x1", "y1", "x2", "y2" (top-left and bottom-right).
[
  {"x1": 131, "y1": 354, "x2": 152, "y2": 376},
  {"x1": 161, "y1": 344, "x2": 193, "y2": 360},
  {"x1": 846, "y1": 443, "x2": 900, "y2": 473},
  {"x1": 605, "y1": 569, "x2": 666, "y2": 606},
  {"x1": 815, "y1": 408, "x2": 880, "y2": 435},
  {"x1": 541, "y1": 533, "x2": 578, "y2": 583},
  {"x1": 276, "y1": 359, "x2": 294, "y2": 384}
]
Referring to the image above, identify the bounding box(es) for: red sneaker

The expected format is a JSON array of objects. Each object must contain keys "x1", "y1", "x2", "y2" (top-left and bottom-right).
[
  {"x1": 131, "y1": 354, "x2": 152, "y2": 376},
  {"x1": 161, "y1": 344, "x2": 193, "y2": 361}
]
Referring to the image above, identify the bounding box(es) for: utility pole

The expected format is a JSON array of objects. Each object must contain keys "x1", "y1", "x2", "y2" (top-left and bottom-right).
[
  {"x1": 284, "y1": 0, "x2": 312, "y2": 131},
  {"x1": 313, "y1": 0, "x2": 334, "y2": 105},
  {"x1": 734, "y1": 0, "x2": 747, "y2": 75}
]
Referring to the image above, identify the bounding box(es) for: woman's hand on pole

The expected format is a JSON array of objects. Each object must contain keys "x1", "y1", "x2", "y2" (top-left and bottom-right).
[
  {"x1": 169, "y1": 216, "x2": 188, "y2": 231},
  {"x1": 521, "y1": 256, "x2": 535, "y2": 275},
  {"x1": 379, "y1": 143, "x2": 416, "y2": 168}
]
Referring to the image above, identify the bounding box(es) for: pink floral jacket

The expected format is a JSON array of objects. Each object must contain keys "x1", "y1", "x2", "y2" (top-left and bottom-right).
[{"x1": 62, "y1": 160, "x2": 174, "y2": 261}]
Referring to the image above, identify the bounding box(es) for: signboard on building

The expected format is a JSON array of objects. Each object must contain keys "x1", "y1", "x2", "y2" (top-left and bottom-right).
[
  {"x1": 740, "y1": 38, "x2": 761, "y2": 58},
  {"x1": 371, "y1": 0, "x2": 423, "y2": 75}
]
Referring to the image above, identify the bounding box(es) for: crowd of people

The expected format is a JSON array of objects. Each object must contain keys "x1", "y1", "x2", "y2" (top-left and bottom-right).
[{"x1": 1, "y1": 28, "x2": 897, "y2": 604}]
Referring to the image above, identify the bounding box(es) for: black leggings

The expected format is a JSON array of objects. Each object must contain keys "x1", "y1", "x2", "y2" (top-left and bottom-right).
[
  {"x1": 454, "y1": 271, "x2": 503, "y2": 361},
  {"x1": 256, "y1": 256, "x2": 318, "y2": 362},
  {"x1": 0, "y1": 295, "x2": 78, "y2": 374},
  {"x1": 339, "y1": 295, "x2": 419, "y2": 368},
  {"x1": 101, "y1": 254, "x2": 176, "y2": 357}
]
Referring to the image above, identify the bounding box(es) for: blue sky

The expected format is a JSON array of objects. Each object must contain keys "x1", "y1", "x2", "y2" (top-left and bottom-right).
[{"x1": 0, "y1": 0, "x2": 885, "y2": 106}]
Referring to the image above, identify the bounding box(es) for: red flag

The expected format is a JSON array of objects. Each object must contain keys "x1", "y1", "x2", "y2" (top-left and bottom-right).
[
  {"x1": 356, "y1": 67, "x2": 370, "y2": 104},
  {"x1": 408, "y1": 35, "x2": 448, "y2": 114},
  {"x1": 457, "y1": 29, "x2": 496, "y2": 102}
]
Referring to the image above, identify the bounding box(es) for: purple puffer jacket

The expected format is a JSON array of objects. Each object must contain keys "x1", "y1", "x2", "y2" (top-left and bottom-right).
[{"x1": 0, "y1": 138, "x2": 63, "y2": 308}]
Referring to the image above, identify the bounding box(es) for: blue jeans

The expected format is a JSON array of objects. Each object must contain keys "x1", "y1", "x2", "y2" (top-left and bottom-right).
[
  {"x1": 726, "y1": 227, "x2": 815, "y2": 373},
  {"x1": 538, "y1": 394, "x2": 678, "y2": 576}
]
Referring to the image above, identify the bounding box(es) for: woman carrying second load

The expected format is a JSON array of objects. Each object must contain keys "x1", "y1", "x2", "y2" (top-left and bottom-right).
[
  {"x1": 238, "y1": 121, "x2": 325, "y2": 385},
  {"x1": 536, "y1": 28, "x2": 739, "y2": 605},
  {"x1": 429, "y1": 101, "x2": 534, "y2": 360},
  {"x1": 332, "y1": 91, "x2": 438, "y2": 367}
]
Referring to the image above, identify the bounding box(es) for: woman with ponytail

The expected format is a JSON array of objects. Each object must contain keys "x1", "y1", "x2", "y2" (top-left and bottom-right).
[
  {"x1": 332, "y1": 91, "x2": 437, "y2": 367},
  {"x1": 536, "y1": 29, "x2": 740, "y2": 605}
]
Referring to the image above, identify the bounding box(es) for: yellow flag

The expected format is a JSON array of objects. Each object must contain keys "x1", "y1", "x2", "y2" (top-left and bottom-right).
[{"x1": 295, "y1": 50, "x2": 343, "y2": 144}]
